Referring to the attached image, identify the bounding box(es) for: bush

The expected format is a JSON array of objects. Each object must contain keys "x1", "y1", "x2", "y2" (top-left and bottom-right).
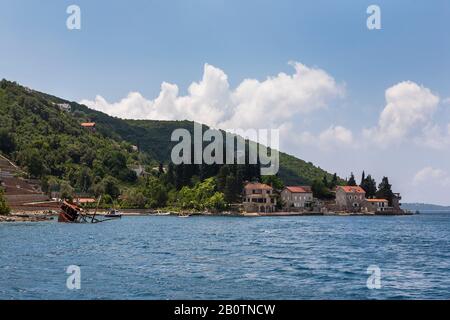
[{"x1": 0, "y1": 190, "x2": 11, "y2": 215}]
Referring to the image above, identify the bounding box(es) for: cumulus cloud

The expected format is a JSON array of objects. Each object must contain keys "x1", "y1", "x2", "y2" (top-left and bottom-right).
[
  {"x1": 295, "y1": 125, "x2": 354, "y2": 151},
  {"x1": 364, "y1": 81, "x2": 440, "y2": 146},
  {"x1": 413, "y1": 166, "x2": 450, "y2": 187},
  {"x1": 417, "y1": 123, "x2": 450, "y2": 149},
  {"x1": 80, "y1": 62, "x2": 344, "y2": 130}
]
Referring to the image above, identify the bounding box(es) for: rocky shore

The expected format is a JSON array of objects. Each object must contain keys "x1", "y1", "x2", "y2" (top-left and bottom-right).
[{"x1": 0, "y1": 214, "x2": 54, "y2": 223}]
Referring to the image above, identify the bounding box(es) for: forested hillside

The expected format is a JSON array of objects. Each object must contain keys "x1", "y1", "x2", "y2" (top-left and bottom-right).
[{"x1": 0, "y1": 80, "x2": 342, "y2": 209}]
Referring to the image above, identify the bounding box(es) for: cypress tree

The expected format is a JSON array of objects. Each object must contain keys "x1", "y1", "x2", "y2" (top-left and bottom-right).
[{"x1": 348, "y1": 173, "x2": 357, "y2": 186}]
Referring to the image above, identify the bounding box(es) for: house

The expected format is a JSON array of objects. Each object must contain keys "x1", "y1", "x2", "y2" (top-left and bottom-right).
[
  {"x1": 335, "y1": 186, "x2": 366, "y2": 212},
  {"x1": 281, "y1": 186, "x2": 313, "y2": 210},
  {"x1": 365, "y1": 199, "x2": 389, "y2": 212},
  {"x1": 74, "y1": 198, "x2": 97, "y2": 205},
  {"x1": 81, "y1": 122, "x2": 96, "y2": 132},
  {"x1": 57, "y1": 103, "x2": 71, "y2": 112},
  {"x1": 243, "y1": 182, "x2": 276, "y2": 213},
  {"x1": 392, "y1": 193, "x2": 402, "y2": 212}
]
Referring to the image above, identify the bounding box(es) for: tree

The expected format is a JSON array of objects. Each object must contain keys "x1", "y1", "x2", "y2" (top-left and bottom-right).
[
  {"x1": 0, "y1": 189, "x2": 10, "y2": 215},
  {"x1": 224, "y1": 175, "x2": 237, "y2": 203},
  {"x1": 360, "y1": 171, "x2": 366, "y2": 186},
  {"x1": 322, "y1": 175, "x2": 329, "y2": 188},
  {"x1": 0, "y1": 130, "x2": 16, "y2": 154},
  {"x1": 60, "y1": 181, "x2": 74, "y2": 201},
  {"x1": 261, "y1": 175, "x2": 284, "y2": 190},
  {"x1": 158, "y1": 163, "x2": 165, "y2": 176},
  {"x1": 348, "y1": 173, "x2": 357, "y2": 186},
  {"x1": 25, "y1": 149, "x2": 47, "y2": 178},
  {"x1": 94, "y1": 176, "x2": 121, "y2": 200},
  {"x1": 144, "y1": 176, "x2": 168, "y2": 208},
  {"x1": 361, "y1": 174, "x2": 377, "y2": 198},
  {"x1": 312, "y1": 179, "x2": 333, "y2": 199},
  {"x1": 216, "y1": 165, "x2": 230, "y2": 192},
  {"x1": 376, "y1": 176, "x2": 394, "y2": 206},
  {"x1": 330, "y1": 173, "x2": 338, "y2": 188}
]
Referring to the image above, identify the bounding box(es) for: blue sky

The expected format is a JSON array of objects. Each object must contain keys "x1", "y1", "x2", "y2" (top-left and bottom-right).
[{"x1": 1, "y1": 0, "x2": 449, "y2": 204}]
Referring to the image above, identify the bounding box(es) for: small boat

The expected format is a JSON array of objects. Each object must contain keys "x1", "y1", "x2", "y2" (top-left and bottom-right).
[{"x1": 105, "y1": 209, "x2": 122, "y2": 219}]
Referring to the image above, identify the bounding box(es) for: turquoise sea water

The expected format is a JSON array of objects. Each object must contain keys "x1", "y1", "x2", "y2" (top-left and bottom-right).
[{"x1": 0, "y1": 213, "x2": 449, "y2": 300}]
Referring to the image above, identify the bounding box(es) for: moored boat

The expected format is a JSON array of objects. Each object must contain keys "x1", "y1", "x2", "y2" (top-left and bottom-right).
[{"x1": 105, "y1": 209, "x2": 122, "y2": 218}]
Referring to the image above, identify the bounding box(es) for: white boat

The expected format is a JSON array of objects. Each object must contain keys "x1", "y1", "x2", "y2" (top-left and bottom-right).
[{"x1": 105, "y1": 209, "x2": 122, "y2": 218}]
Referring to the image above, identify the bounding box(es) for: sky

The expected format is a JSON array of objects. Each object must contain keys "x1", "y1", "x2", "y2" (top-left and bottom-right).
[{"x1": 0, "y1": 0, "x2": 449, "y2": 204}]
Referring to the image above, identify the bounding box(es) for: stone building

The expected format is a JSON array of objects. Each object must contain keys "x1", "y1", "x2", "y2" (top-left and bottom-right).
[
  {"x1": 242, "y1": 182, "x2": 276, "y2": 213},
  {"x1": 335, "y1": 186, "x2": 366, "y2": 212},
  {"x1": 281, "y1": 186, "x2": 313, "y2": 211}
]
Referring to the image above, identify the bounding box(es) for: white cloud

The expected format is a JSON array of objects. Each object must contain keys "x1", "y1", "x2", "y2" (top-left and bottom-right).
[
  {"x1": 364, "y1": 81, "x2": 440, "y2": 146},
  {"x1": 293, "y1": 125, "x2": 354, "y2": 151},
  {"x1": 80, "y1": 62, "x2": 344, "y2": 130},
  {"x1": 416, "y1": 123, "x2": 450, "y2": 149},
  {"x1": 413, "y1": 166, "x2": 450, "y2": 187}
]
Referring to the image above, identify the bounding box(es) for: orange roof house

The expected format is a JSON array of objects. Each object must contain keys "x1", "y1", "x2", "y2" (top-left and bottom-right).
[
  {"x1": 337, "y1": 186, "x2": 366, "y2": 194},
  {"x1": 244, "y1": 182, "x2": 273, "y2": 191},
  {"x1": 81, "y1": 122, "x2": 96, "y2": 128},
  {"x1": 81, "y1": 122, "x2": 96, "y2": 132},
  {"x1": 281, "y1": 186, "x2": 314, "y2": 210},
  {"x1": 335, "y1": 186, "x2": 366, "y2": 212},
  {"x1": 243, "y1": 182, "x2": 276, "y2": 213},
  {"x1": 285, "y1": 186, "x2": 312, "y2": 193}
]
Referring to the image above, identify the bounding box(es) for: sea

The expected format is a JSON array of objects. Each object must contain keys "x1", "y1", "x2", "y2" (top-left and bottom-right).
[{"x1": 0, "y1": 213, "x2": 449, "y2": 300}]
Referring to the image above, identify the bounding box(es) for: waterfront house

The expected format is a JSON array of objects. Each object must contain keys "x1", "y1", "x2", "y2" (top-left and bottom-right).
[
  {"x1": 281, "y1": 186, "x2": 313, "y2": 211},
  {"x1": 335, "y1": 186, "x2": 366, "y2": 212},
  {"x1": 243, "y1": 182, "x2": 276, "y2": 213},
  {"x1": 365, "y1": 198, "x2": 389, "y2": 213},
  {"x1": 392, "y1": 193, "x2": 402, "y2": 212}
]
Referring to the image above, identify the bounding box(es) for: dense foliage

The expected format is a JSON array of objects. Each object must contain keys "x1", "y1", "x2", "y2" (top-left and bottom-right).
[
  {"x1": 0, "y1": 189, "x2": 10, "y2": 215},
  {"x1": 0, "y1": 80, "x2": 344, "y2": 209},
  {"x1": 0, "y1": 80, "x2": 138, "y2": 197}
]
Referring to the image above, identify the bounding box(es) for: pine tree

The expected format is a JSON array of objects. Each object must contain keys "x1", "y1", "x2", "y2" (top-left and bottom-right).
[
  {"x1": 360, "y1": 171, "x2": 366, "y2": 186},
  {"x1": 376, "y1": 176, "x2": 394, "y2": 205},
  {"x1": 224, "y1": 175, "x2": 236, "y2": 203},
  {"x1": 216, "y1": 165, "x2": 230, "y2": 192},
  {"x1": 330, "y1": 173, "x2": 338, "y2": 188},
  {"x1": 167, "y1": 162, "x2": 175, "y2": 186},
  {"x1": 361, "y1": 174, "x2": 377, "y2": 198},
  {"x1": 348, "y1": 173, "x2": 357, "y2": 186},
  {"x1": 322, "y1": 175, "x2": 329, "y2": 188}
]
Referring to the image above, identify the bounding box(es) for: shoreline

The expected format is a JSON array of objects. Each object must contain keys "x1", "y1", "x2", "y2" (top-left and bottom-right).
[{"x1": 1, "y1": 208, "x2": 414, "y2": 223}]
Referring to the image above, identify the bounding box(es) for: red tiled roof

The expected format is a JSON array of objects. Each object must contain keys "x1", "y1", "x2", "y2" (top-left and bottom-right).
[
  {"x1": 366, "y1": 198, "x2": 388, "y2": 202},
  {"x1": 244, "y1": 183, "x2": 273, "y2": 190},
  {"x1": 338, "y1": 186, "x2": 366, "y2": 194},
  {"x1": 81, "y1": 122, "x2": 96, "y2": 127},
  {"x1": 76, "y1": 198, "x2": 96, "y2": 204},
  {"x1": 285, "y1": 186, "x2": 311, "y2": 193}
]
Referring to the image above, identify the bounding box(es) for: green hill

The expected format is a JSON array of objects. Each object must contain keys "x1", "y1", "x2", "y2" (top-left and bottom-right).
[
  {"x1": 0, "y1": 79, "x2": 341, "y2": 207},
  {"x1": 69, "y1": 102, "x2": 339, "y2": 185}
]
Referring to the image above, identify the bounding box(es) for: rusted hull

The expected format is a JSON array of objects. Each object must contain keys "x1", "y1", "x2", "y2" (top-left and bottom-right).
[{"x1": 58, "y1": 211, "x2": 78, "y2": 223}]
